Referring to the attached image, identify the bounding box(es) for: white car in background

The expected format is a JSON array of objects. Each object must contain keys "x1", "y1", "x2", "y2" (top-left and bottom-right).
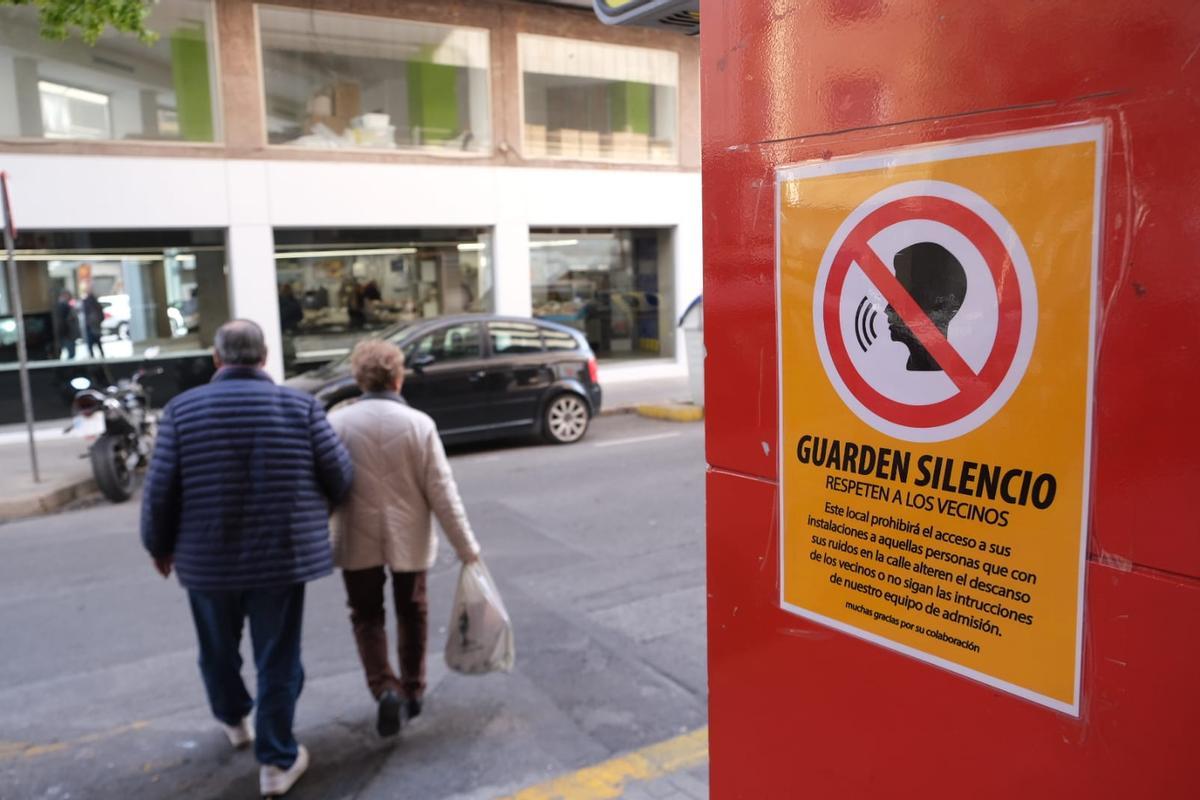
[
  {"x1": 99, "y1": 295, "x2": 188, "y2": 339},
  {"x1": 99, "y1": 295, "x2": 130, "y2": 339}
]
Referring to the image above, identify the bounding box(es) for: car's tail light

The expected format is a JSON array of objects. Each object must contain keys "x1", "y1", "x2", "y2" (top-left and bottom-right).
[
  {"x1": 103, "y1": 311, "x2": 112, "y2": 319},
  {"x1": 587, "y1": 356, "x2": 599, "y2": 384}
]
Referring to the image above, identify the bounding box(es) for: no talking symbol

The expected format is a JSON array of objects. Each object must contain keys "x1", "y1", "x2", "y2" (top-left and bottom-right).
[{"x1": 813, "y1": 180, "x2": 1038, "y2": 443}]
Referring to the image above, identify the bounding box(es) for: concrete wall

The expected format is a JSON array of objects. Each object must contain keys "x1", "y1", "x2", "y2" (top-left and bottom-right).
[
  {"x1": 0, "y1": 0, "x2": 701, "y2": 379},
  {"x1": 0, "y1": 0, "x2": 700, "y2": 169},
  {"x1": 0, "y1": 153, "x2": 701, "y2": 378}
]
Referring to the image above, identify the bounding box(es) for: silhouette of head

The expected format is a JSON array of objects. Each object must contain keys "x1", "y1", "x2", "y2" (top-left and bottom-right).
[{"x1": 885, "y1": 242, "x2": 967, "y2": 371}]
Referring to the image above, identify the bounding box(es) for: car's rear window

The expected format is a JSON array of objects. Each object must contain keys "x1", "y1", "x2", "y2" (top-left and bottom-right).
[
  {"x1": 489, "y1": 321, "x2": 544, "y2": 354},
  {"x1": 541, "y1": 328, "x2": 580, "y2": 351}
]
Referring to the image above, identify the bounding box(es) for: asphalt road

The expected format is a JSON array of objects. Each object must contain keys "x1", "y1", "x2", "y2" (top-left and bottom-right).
[{"x1": 0, "y1": 414, "x2": 707, "y2": 800}]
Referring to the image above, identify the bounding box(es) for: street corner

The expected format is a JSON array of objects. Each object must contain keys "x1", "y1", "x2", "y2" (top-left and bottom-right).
[
  {"x1": 497, "y1": 727, "x2": 709, "y2": 800},
  {"x1": 0, "y1": 475, "x2": 98, "y2": 524},
  {"x1": 0, "y1": 433, "x2": 106, "y2": 525}
]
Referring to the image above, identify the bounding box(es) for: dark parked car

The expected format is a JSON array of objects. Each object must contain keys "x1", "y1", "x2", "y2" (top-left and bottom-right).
[{"x1": 286, "y1": 314, "x2": 602, "y2": 445}]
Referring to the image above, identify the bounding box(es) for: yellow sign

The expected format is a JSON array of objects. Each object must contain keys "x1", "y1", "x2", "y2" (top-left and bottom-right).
[{"x1": 776, "y1": 124, "x2": 1103, "y2": 714}]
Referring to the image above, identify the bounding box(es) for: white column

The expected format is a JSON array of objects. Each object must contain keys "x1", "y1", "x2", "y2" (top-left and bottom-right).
[
  {"x1": 226, "y1": 224, "x2": 284, "y2": 379},
  {"x1": 223, "y1": 162, "x2": 284, "y2": 379},
  {"x1": 492, "y1": 219, "x2": 532, "y2": 317}
]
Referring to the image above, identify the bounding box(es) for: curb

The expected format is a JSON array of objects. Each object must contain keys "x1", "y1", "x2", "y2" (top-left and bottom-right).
[
  {"x1": 598, "y1": 404, "x2": 639, "y2": 417},
  {"x1": 0, "y1": 475, "x2": 99, "y2": 524},
  {"x1": 635, "y1": 403, "x2": 704, "y2": 423}
]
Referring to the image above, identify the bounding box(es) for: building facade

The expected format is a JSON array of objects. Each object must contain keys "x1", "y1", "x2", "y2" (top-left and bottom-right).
[{"x1": 0, "y1": 0, "x2": 700, "y2": 419}]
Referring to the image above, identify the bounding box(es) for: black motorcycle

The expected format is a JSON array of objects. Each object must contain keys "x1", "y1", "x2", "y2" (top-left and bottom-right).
[{"x1": 67, "y1": 368, "x2": 159, "y2": 502}]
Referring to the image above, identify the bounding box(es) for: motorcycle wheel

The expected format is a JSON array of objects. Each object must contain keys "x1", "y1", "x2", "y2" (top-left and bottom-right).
[{"x1": 91, "y1": 434, "x2": 136, "y2": 503}]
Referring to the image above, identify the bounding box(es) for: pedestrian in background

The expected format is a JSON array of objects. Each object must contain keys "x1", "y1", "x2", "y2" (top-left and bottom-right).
[
  {"x1": 140, "y1": 319, "x2": 353, "y2": 798},
  {"x1": 81, "y1": 290, "x2": 105, "y2": 359},
  {"x1": 53, "y1": 290, "x2": 80, "y2": 359},
  {"x1": 278, "y1": 284, "x2": 303, "y2": 333},
  {"x1": 328, "y1": 339, "x2": 480, "y2": 737}
]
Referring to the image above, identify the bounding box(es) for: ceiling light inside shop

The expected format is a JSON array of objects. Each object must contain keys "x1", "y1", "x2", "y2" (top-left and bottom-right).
[
  {"x1": 38, "y1": 80, "x2": 108, "y2": 105},
  {"x1": 274, "y1": 247, "x2": 418, "y2": 259},
  {"x1": 529, "y1": 239, "x2": 580, "y2": 248},
  {"x1": 12, "y1": 253, "x2": 170, "y2": 262},
  {"x1": 457, "y1": 243, "x2": 486, "y2": 251}
]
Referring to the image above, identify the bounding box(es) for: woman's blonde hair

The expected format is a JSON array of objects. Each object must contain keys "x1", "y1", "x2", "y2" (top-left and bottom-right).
[{"x1": 350, "y1": 339, "x2": 405, "y2": 393}]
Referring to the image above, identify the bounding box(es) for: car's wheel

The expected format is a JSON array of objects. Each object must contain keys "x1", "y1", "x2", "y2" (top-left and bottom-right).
[
  {"x1": 90, "y1": 434, "x2": 136, "y2": 502},
  {"x1": 542, "y1": 393, "x2": 590, "y2": 444},
  {"x1": 116, "y1": 321, "x2": 130, "y2": 339}
]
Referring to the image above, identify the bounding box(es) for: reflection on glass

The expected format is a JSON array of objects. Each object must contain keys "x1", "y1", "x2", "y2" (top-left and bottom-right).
[
  {"x1": 529, "y1": 229, "x2": 673, "y2": 359},
  {"x1": 488, "y1": 320, "x2": 543, "y2": 355},
  {"x1": 259, "y1": 6, "x2": 491, "y2": 153},
  {"x1": 1, "y1": 237, "x2": 230, "y2": 366},
  {"x1": 275, "y1": 230, "x2": 493, "y2": 375},
  {"x1": 407, "y1": 321, "x2": 482, "y2": 363},
  {"x1": 0, "y1": 0, "x2": 220, "y2": 142},
  {"x1": 520, "y1": 34, "x2": 678, "y2": 163}
]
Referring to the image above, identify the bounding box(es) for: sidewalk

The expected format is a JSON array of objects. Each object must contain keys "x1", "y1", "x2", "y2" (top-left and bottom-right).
[
  {"x1": 598, "y1": 360, "x2": 694, "y2": 415},
  {"x1": 601, "y1": 376, "x2": 693, "y2": 415},
  {"x1": 0, "y1": 431, "x2": 96, "y2": 522}
]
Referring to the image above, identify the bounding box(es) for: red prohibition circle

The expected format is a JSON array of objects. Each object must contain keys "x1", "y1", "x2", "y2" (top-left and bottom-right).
[{"x1": 822, "y1": 195, "x2": 1023, "y2": 429}]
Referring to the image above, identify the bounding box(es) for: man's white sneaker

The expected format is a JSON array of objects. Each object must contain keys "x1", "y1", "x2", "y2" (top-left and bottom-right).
[
  {"x1": 259, "y1": 744, "x2": 309, "y2": 798},
  {"x1": 222, "y1": 716, "x2": 254, "y2": 749}
]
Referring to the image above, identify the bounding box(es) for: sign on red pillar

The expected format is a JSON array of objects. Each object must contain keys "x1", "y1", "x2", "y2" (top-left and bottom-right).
[{"x1": 776, "y1": 124, "x2": 1103, "y2": 714}]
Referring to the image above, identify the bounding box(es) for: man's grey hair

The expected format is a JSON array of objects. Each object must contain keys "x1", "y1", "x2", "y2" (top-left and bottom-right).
[{"x1": 214, "y1": 319, "x2": 267, "y2": 366}]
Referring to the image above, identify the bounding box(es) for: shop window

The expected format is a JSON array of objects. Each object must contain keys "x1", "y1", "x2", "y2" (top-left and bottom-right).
[
  {"x1": 275, "y1": 228, "x2": 492, "y2": 376},
  {"x1": 519, "y1": 34, "x2": 678, "y2": 163},
  {"x1": 530, "y1": 229, "x2": 674, "y2": 359},
  {"x1": 259, "y1": 6, "x2": 491, "y2": 153},
  {"x1": 0, "y1": 229, "x2": 230, "y2": 366},
  {"x1": 0, "y1": 1, "x2": 220, "y2": 142}
]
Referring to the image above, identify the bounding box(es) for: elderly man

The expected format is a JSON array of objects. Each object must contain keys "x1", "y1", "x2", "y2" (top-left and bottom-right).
[
  {"x1": 328, "y1": 339, "x2": 480, "y2": 737},
  {"x1": 140, "y1": 319, "x2": 352, "y2": 798}
]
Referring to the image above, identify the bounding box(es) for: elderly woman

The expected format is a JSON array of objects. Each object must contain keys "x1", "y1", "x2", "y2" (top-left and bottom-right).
[{"x1": 327, "y1": 339, "x2": 480, "y2": 737}]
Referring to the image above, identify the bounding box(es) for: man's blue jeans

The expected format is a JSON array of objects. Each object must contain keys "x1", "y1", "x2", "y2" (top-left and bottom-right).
[{"x1": 187, "y1": 584, "x2": 306, "y2": 768}]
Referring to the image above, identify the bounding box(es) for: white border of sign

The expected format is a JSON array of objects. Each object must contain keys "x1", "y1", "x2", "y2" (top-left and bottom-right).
[{"x1": 774, "y1": 122, "x2": 1105, "y2": 717}]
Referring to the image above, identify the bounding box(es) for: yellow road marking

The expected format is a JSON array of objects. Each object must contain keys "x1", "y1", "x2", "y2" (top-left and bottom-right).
[
  {"x1": 0, "y1": 720, "x2": 150, "y2": 762},
  {"x1": 498, "y1": 726, "x2": 708, "y2": 800}
]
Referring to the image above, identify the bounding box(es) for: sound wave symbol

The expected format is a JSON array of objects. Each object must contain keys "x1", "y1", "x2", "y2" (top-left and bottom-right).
[{"x1": 854, "y1": 296, "x2": 880, "y2": 353}]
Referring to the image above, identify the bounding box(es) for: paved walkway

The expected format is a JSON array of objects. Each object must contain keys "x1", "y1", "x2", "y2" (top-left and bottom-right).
[
  {"x1": 602, "y1": 376, "x2": 692, "y2": 415},
  {"x1": 0, "y1": 434, "x2": 94, "y2": 521}
]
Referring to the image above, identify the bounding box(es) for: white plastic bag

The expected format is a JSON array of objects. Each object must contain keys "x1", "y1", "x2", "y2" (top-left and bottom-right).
[{"x1": 444, "y1": 560, "x2": 515, "y2": 674}]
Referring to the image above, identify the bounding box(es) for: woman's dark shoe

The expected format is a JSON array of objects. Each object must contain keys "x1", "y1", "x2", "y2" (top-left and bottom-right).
[
  {"x1": 406, "y1": 698, "x2": 423, "y2": 720},
  {"x1": 377, "y1": 689, "x2": 402, "y2": 737}
]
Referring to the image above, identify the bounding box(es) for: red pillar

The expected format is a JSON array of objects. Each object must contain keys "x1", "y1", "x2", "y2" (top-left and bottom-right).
[{"x1": 703, "y1": 2, "x2": 1200, "y2": 796}]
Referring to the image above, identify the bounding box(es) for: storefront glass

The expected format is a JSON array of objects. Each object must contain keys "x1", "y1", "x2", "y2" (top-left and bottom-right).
[
  {"x1": 259, "y1": 6, "x2": 491, "y2": 153},
  {"x1": 1, "y1": 230, "x2": 229, "y2": 365},
  {"x1": 530, "y1": 228, "x2": 674, "y2": 359},
  {"x1": 0, "y1": 1, "x2": 220, "y2": 142},
  {"x1": 274, "y1": 228, "x2": 493, "y2": 375},
  {"x1": 519, "y1": 34, "x2": 678, "y2": 163}
]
